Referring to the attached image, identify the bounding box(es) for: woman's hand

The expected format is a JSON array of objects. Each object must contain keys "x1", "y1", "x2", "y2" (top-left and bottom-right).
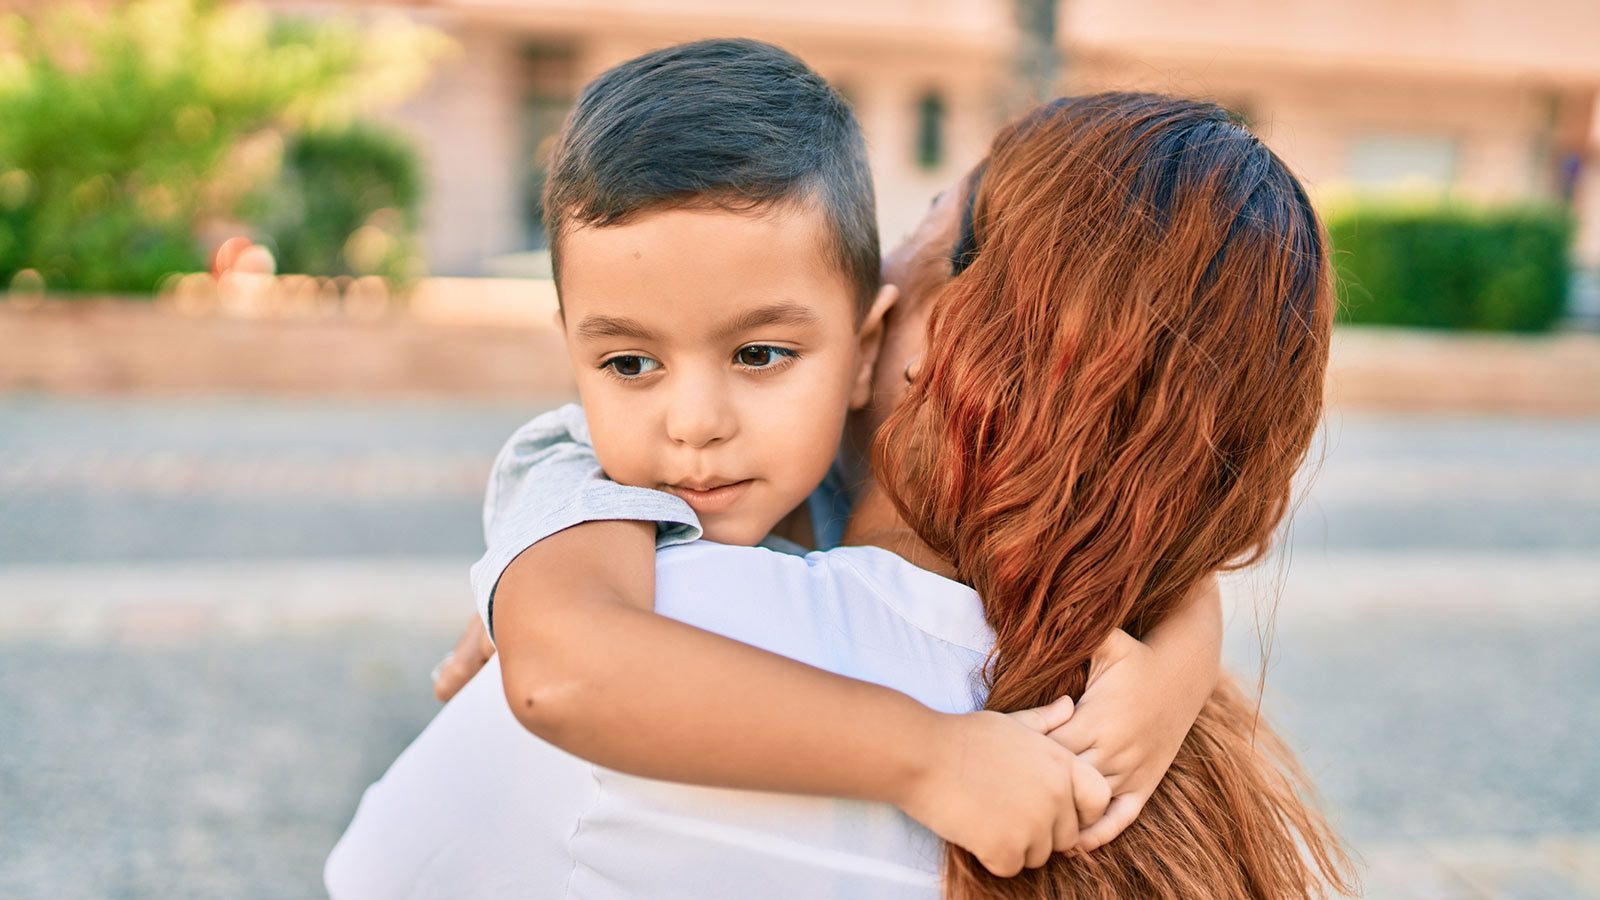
[
  {"x1": 1046, "y1": 577, "x2": 1223, "y2": 851},
  {"x1": 432, "y1": 613, "x2": 497, "y2": 702},
  {"x1": 894, "y1": 697, "x2": 1110, "y2": 877},
  {"x1": 1047, "y1": 630, "x2": 1211, "y2": 850}
]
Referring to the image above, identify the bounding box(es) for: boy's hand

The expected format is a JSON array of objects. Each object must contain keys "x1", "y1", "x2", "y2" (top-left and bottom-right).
[
  {"x1": 432, "y1": 613, "x2": 497, "y2": 703},
  {"x1": 1047, "y1": 629, "x2": 1196, "y2": 851},
  {"x1": 895, "y1": 698, "x2": 1110, "y2": 877}
]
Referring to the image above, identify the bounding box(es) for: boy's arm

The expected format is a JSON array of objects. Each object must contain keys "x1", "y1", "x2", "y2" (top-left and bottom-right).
[
  {"x1": 495, "y1": 518, "x2": 1109, "y2": 877},
  {"x1": 1048, "y1": 574, "x2": 1224, "y2": 850},
  {"x1": 469, "y1": 403, "x2": 701, "y2": 639},
  {"x1": 459, "y1": 406, "x2": 1104, "y2": 874},
  {"x1": 435, "y1": 403, "x2": 700, "y2": 702}
]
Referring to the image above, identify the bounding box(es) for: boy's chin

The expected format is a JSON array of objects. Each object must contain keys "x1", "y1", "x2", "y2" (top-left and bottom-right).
[{"x1": 697, "y1": 516, "x2": 778, "y2": 547}]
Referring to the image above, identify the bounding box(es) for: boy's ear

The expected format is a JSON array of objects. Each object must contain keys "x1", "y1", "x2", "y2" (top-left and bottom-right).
[{"x1": 849, "y1": 284, "x2": 899, "y2": 411}]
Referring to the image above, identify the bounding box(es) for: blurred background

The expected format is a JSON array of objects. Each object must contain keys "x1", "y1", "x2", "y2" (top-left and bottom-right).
[{"x1": 0, "y1": 1, "x2": 1597, "y2": 897}]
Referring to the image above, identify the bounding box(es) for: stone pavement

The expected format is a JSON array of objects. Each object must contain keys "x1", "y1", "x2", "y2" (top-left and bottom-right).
[
  {"x1": 0, "y1": 397, "x2": 1596, "y2": 898},
  {"x1": 1221, "y1": 553, "x2": 1600, "y2": 899}
]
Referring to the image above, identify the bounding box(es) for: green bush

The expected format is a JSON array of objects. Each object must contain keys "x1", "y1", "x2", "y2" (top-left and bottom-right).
[
  {"x1": 252, "y1": 126, "x2": 423, "y2": 282},
  {"x1": 1328, "y1": 202, "x2": 1573, "y2": 333},
  {"x1": 0, "y1": 0, "x2": 446, "y2": 294}
]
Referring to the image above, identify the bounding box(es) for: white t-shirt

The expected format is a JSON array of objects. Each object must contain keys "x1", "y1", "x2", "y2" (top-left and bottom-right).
[{"x1": 326, "y1": 541, "x2": 995, "y2": 899}]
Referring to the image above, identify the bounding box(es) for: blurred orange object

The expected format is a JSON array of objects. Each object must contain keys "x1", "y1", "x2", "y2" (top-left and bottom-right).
[{"x1": 211, "y1": 236, "x2": 254, "y2": 278}]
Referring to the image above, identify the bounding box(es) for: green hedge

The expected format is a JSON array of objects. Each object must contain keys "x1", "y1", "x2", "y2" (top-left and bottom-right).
[
  {"x1": 1328, "y1": 203, "x2": 1573, "y2": 332},
  {"x1": 252, "y1": 126, "x2": 424, "y2": 282}
]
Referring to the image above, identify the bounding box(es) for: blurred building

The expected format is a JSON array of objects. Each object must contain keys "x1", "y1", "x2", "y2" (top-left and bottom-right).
[{"x1": 273, "y1": 0, "x2": 1600, "y2": 283}]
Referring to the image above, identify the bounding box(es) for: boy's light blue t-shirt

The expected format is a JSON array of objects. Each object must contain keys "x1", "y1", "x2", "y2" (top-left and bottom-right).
[{"x1": 469, "y1": 403, "x2": 855, "y2": 638}]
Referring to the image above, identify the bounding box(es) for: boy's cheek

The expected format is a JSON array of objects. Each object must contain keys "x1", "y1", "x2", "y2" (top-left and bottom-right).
[
  {"x1": 582, "y1": 405, "x2": 656, "y2": 487},
  {"x1": 593, "y1": 444, "x2": 654, "y2": 490}
]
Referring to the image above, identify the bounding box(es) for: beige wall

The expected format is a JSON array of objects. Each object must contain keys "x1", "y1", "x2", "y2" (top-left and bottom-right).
[
  {"x1": 358, "y1": 0, "x2": 1600, "y2": 275},
  {"x1": 387, "y1": 6, "x2": 1008, "y2": 271},
  {"x1": 1064, "y1": 0, "x2": 1600, "y2": 268},
  {"x1": 568, "y1": 31, "x2": 1005, "y2": 244},
  {"x1": 1067, "y1": 0, "x2": 1600, "y2": 82},
  {"x1": 377, "y1": 24, "x2": 532, "y2": 275},
  {"x1": 1577, "y1": 102, "x2": 1600, "y2": 272},
  {"x1": 1071, "y1": 55, "x2": 1556, "y2": 198}
]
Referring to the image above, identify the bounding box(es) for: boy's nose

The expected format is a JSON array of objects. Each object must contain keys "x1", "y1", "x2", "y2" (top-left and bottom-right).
[{"x1": 665, "y1": 383, "x2": 737, "y2": 449}]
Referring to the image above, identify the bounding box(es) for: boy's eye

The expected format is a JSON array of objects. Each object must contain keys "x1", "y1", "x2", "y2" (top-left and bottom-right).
[
  {"x1": 602, "y1": 355, "x2": 661, "y2": 378},
  {"x1": 735, "y1": 345, "x2": 795, "y2": 369}
]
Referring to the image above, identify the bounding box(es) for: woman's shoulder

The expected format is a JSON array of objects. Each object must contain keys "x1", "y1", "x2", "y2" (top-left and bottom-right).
[
  {"x1": 654, "y1": 541, "x2": 944, "y2": 601},
  {"x1": 652, "y1": 540, "x2": 847, "y2": 611},
  {"x1": 654, "y1": 541, "x2": 992, "y2": 657}
]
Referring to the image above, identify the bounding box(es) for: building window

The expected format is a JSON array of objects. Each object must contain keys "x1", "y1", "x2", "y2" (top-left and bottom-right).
[
  {"x1": 916, "y1": 91, "x2": 945, "y2": 171},
  {"x1": 519, "y1": 42, "x2": 578, "y2": 250},
  {"x1": 1347, "y1": 133, "x2": 1460, "y2": 193}
]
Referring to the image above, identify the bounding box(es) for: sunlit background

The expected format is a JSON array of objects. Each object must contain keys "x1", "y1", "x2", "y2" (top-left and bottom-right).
[{"x1": 1, "y1": 1, "x2": 1597, "y2": 898}]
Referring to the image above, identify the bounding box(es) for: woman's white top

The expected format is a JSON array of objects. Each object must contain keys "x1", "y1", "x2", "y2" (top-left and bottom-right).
[{"x1": 325, "y1": 542, "x2": 995, "y2": 899}]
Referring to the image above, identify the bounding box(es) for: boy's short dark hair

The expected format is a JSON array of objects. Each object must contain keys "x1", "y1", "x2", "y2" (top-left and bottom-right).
[{"x1": 543, "y1": 38, "x2": 879, "y2": 316}]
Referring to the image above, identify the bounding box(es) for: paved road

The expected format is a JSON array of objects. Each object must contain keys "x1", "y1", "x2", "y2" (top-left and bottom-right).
[
  {"x1": 3, "y1": 397, "x2": 1597, "y2": 563},
  {"x1": 1, "y1": 397, "x2": 1596, "y2": 898}
]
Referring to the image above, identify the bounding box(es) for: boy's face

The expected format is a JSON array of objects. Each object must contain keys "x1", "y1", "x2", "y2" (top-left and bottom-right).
[{"x1": 557, "y1": 203, "x2": 888, "y2": 545}]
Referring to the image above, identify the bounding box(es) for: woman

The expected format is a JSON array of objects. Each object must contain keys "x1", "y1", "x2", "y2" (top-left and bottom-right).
[
  {"x1": 330, "y1": 92, "x2": 1353, "y2": 898},
  {"x1": 874, "y1": 92, "x2": 1350, "y2": 898}
]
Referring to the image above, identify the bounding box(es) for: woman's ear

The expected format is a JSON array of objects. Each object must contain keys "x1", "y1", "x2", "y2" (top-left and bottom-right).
[{"x1": 850, "y1": 284, "x2": 899, "y2": 410}]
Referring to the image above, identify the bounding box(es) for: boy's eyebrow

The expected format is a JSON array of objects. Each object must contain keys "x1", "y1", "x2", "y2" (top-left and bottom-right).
[
  {"x1": 574, "y1": 301, "x2": 821, "y2": 343},
  {"x1": 574, "y1": 315, "x2": 657, "y2": 342},
  {"x1": 712, "y1": 301, "x2": 821, "y2": 340}
]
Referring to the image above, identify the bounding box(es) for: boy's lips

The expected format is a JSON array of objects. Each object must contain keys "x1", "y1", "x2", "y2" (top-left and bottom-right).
[{"x1": 663, "y1": 479, "x2": 753, "y2": 516}]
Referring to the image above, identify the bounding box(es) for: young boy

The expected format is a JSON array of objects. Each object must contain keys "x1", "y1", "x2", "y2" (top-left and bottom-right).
[{"x1": 458, "y1": 39, "x2": 1221, "y2": 872}]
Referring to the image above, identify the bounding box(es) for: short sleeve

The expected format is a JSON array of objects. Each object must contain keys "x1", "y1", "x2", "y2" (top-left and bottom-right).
[{"x1": 468, "y1": 403, "x2": 701, "y2": 639}]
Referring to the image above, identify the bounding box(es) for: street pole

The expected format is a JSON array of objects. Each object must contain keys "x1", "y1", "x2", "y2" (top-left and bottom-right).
[{"x1": 1011, "y1": 0, "x2": 1063, "y2": 115}]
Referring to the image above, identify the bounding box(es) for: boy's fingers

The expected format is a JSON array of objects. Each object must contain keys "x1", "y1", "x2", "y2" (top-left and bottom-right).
[
  {"x1": 1025, "y1": 834, "x2": 1054, "y2": 870},
  {"x1": 1069, "y1": 745, "x2": 1129, "y2": 795},
  {"x1": 1075, "y1": 793, "x2": 1145, "y2": 853},
  {"x1": 1051, "y1": 798, "x2": 1081, "y2": 855},
  {"x1": 1068, "y1": 743, "x2": 1120, "y2": 784},
  {"x1": 980, "y1": 850, "x2": 1024, "y2": 879},
  {"x1": 1008, "y1": 695, "x2": 1075, "y2": 734},
  {"x1": 1046, "y1": 717, "x2": 1095, "y2": 755},
  {"x1": 1071, "y1": 755, "x2": 1112, "y2": 826}
]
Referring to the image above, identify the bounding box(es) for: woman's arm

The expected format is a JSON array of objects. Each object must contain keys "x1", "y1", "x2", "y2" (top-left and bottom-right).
[
  {"x1": 1049, "y1": 575, "x2": 1223, "y2": 849},
  {"x1": 495, "y1": 518, "x2": 1109, "y2": 877},
  {"x1": 433, "y1": 613, "x2": 496, "y2": 702}
]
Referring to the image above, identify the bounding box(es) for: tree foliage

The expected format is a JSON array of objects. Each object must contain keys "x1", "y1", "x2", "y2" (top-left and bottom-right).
[{"x1": 0, "y1": 0, "x2": 447, "y2": 293}]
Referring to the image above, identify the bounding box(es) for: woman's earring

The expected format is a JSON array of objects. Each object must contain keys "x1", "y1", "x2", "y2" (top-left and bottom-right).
[{"x1": 904, "y1": 358, "x2": 922, "y2": 384}]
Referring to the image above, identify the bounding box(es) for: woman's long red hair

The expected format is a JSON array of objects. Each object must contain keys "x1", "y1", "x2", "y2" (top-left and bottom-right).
[{"x1": 876, "y1": 93, "x2": 1355, "y2": 898}]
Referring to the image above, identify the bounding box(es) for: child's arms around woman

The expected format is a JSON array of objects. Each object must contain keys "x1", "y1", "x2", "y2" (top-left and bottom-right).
[{"x1": 443, "y1": 407, "x2": 1220, "y2": 873}]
